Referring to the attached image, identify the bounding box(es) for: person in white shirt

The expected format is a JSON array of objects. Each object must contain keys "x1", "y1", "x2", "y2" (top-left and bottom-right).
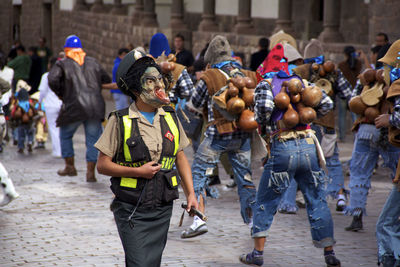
[{"x1": 38, "y1": 57, "x2": 62, "y2": 157}]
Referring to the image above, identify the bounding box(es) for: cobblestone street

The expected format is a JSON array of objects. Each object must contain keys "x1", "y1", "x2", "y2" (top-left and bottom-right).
[{"x1": 0, "y1": 103, "x2": 392, "y2": 267}]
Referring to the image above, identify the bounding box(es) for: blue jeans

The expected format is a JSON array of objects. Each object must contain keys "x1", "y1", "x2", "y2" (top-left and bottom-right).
[
  {"x1": 252, "y1": 137, "x2": 336, "y2": 248},
  {"x1": 17, "y1": 124, "x2": 34, "y2": 149},
  {"x1": 60, "y1": 120, "x2": 103, "y2": 162},
  {"x1": 112, "y1": 93, "x2": 130, "y2": 110},
  {"x1": 312, "y1": 124, "x2": 345, "y2": 198},
  {"x1": 346, "y1": 124, "x2": 400, "y2": 215},
  {"x1": 278, "y1": 178, "x2": 298, "y2": 212},
  {"x1": 191, "y1": 136, "x2": 256, "y2": 224},
  {"x1": 376, "y1": 185, "x2": 400, "y2": 266},
  {"x1": 337, "y1": 97, "x2": 347, "y2": 141}
]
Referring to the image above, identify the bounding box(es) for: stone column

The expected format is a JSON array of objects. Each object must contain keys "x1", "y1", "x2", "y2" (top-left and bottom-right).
[
  {"x1": 74, "y1": 0, "x2": 88, "y2": 11},
  {"x1": 234, "y1": 0, "x2": 255, "y2": 34},
  {"x1": 110, "y1": 0, "x2": 126, "y2": 15},
  {"x1": 273, "y1": 0, "x2": 294, "y2": 35},
  {"x1": 170, "y1": 0, "x2": 188, "y2": 30},
  {"x1": 90, "y1": 0, "x2": 106, "y2": 13},
  {"x1": 132, "y1": 0, "x2": 144, "y2": 25},
  {"x1": 198, "y1": 0, "x2": 218, "y2": 32},
  {"x1": 141, "y1": 0, "x2": 158, "y2": 27},
  {"x1": 318, "y1": 0, "x2": 344, "y2": 42}
]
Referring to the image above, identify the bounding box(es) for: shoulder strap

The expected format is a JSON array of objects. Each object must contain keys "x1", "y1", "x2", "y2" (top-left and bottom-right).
[
  {"x1": 108, "y1": 107, "x2": 129, "y2": 119},
  {"x1": 162, "y1": 105, "x2": 175, "y2": 113}
]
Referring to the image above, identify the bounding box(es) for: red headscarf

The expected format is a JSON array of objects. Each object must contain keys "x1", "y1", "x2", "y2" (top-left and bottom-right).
[{"x1": 256, "y1": 43, "x2": 289, "y2": 82}]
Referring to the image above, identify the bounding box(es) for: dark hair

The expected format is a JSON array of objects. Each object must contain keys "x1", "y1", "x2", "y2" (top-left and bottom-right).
[
  {"x1": 175, "y1": 33, "x2": 184, "y2": 42},
  {"x1": 344, "y1": 46, "x2": 356, "y2": 70},
  {"x1": 118, "y1": 48, "x2": 129, "y2": 56},
  {"x1": 16, "y1": 45, "x2": 25, "y2": 52},
  {"x1": 122, "y1": 57, "x2": 172, "y2": 100},
  {"x1": 200, "y1": 43, "x2": 209, "y2": 58},
  {"x1": 28, "y1": 46, "x2": 37, "y2": 54},
  {"x1": 193, "y1": 58, "x2": 206, "y2": 73},
  {"x1": 0, "y1": 53, "x2": 6, "y2": 70},
  {"x1": 376, "y1": 43, "x2": 391, "y2": 69},
  {"x1": 377, "y1": 32, "x2": 389, "y2": 42},
  {"x1": 259, "y1": 37, "x2": 270, "y2": 49},
  {"x1": 49, "y1": 57, "x2": 58, "y2": 69},
  {"x1": 40, "y1": 37, "x2": 46, "y2": 43}
]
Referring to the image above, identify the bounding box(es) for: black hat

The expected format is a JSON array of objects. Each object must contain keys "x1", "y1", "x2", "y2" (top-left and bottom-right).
[{"x1": 116, "y1": 49, "x2": 147, "y2": 92}]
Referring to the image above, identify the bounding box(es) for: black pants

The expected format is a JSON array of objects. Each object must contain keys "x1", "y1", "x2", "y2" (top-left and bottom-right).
[{"x1": 111, "y1": 199, "x2": 173, "y2": 267}]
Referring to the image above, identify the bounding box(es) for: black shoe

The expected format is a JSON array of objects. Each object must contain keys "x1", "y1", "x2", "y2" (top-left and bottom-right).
[
  {"x1": 336, "y1": 199, "x2": 346, "y2": 212},
  {"x1": 239, "y1": 251, "x2": 264, "y2": 266},
  {"x1": 27, "y1": 144, "x2": 33, "y2": 153},
  {"x1": 17, "y1": 148, "x2": 23, "y2": 154},
  {"x1": 13, "y1": 140, "x2": 18, "y2": 146},
  {"x1": 34, "y1": 142, "x2": 45, "y2": 149},
  {"x1": 345, "y1": 213, "x2": 363, "y2": 232},
  {"x1": 325, "y1": 254, "x2": 341, "y2": 267},
  {"x1": 208, "y1": 175, "x2": 221, "y2": 186}
]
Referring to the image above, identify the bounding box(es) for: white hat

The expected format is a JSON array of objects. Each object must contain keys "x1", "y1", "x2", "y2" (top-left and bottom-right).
[
  {"x1": 283, "y1": 43, "x2": 303, "y2": 63},
  {"x1": 269, "y1": 30, "x2": 297, "y2": 50},
  {"x1": 16, "y1": 80, "x2": 31, "y2": 93},
  {"x1": 304, "y1": 39, "x2": 324, "y2": 59},
  {"x1": 30, "y1": 91, "x2": 40, "y2": 101}
]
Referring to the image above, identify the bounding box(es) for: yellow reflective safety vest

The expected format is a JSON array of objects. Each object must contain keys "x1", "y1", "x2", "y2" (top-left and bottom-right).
[{"x1": 110, "y1": 106, "x2": 181, "y2": 208}]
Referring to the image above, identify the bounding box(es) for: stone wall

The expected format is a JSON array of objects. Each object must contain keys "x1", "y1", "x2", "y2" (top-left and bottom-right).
[
  {"x1": 2, "y1": 0, "x2": 400, "y2": 73},
  {"x1": 51, "y1": 8, "x2": 158, "y2": 73},
  {"x1": 368, "y1": 0, "x2": 400, "y2": 44},
  {"x1": 0, "y1": 0, "x2": 13, "y2": 53},
  {"x1": 340, "y1": 0, "x2": 369, "y2": 45},
  {"x1": 20, "y1": 0, "x2": 43, "y2": 48}
]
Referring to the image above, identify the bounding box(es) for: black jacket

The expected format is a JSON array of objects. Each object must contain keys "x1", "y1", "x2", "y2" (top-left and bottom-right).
[
  {"x1": 48, "y1": 56, "x2": 111, "y2": 127},
  {"x1": 250, "y1": 49, "x2": 269, "y2": 71}
]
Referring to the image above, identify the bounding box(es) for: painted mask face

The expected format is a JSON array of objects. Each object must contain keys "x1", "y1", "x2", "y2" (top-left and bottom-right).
[{"x1": 139, "y1": 67, "x2": 170, "y2": 107}]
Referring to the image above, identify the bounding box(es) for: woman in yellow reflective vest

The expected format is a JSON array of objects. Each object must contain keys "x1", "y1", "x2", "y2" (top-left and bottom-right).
[{"x1": 95, "y1": 50, "x2": 198, "y2": 267}]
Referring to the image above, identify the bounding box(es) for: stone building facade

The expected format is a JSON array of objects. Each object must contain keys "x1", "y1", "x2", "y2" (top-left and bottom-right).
[{"x1": 1, "y1": 0, "x2": 399, "y2": 73}]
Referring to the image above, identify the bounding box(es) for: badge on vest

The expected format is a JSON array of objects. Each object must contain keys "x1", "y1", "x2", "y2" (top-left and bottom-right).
[{"x1": 164, "y1": 131, "x2": 174, "y2": 142}]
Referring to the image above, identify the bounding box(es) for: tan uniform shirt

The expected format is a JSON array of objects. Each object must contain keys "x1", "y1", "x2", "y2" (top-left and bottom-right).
[{"x1": 94, "y1": 102, "x2": 190, "y2": 162}]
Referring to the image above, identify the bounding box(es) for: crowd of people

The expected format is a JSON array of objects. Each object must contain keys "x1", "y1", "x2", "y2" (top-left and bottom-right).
[{"x1": 1, "y1": 30, "x2": 400, "y2": 267}]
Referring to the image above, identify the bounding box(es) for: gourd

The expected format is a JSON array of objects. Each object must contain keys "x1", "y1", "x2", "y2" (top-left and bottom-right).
[
  {"x1": 365, "y1": 106, "x2": 380, "y2": 122},
  {"x1": 297, "y1": 102, "x2": 317, "y2": 124},
  {"x1": 242, "y1": 87, "x2": 255, "y2": 107},
  {"x1": 301, "y1": 86, "x2": 323, "y2": 107},
  {"x1": 348, "y1": 96, "x2": 368, "y2": 115},
  {"x1": 226, "y1": 97, "x2": 245, "y2": 114},
  {"x1": 274, "y1": 84, "x2": 290, "y2": 110},
  {"x1": 238, "y1": 109, "x2": 258, "y2": 132},
  {"x1": 282, "y1": 104, "x2": 299, "y2": 129}
]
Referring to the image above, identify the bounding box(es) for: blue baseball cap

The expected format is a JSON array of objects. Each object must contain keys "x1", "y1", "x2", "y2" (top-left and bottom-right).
[{"x1": 64, "y1": 35, "x2": 82, "y2": 48}]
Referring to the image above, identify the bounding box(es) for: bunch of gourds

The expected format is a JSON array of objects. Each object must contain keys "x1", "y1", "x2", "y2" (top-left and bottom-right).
[
  {"x1": 158, "y1": 54, "x2": 177, "y2": 74},
  {"x1": 349, "y1": 68, "x2": 385, "y2": 123},
  {"x1": 274, "y1": 78, "x2": 323, "y2": 128},
  {"x1": 213, "y1": 75, "x2": 258, "y2": 132},
  {"x1": 309, "y1": 60, "x2": 337, "y2": 91}
]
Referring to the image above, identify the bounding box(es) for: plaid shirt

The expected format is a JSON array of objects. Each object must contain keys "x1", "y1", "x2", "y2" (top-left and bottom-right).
[
  {"x1": 168, "y1": 68, "x2": 194, "y2": 103},
  {"x1": 351, "y1": 79, "x2": 363, "y2": 98},
  {"x1": 191, "y1": 78, "x2": 251, "y2": 140},
  {"x1": 390, "y1": 96, "x2": 400, "y2": 129},
  {"x1": 334, "y1": 70, "x2": 353, "y2": 101},
  {"x1": 254, "y1": 80, "x2": 334, "y2": 135}
]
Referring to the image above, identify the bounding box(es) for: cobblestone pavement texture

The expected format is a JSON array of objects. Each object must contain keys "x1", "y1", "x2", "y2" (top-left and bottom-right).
[{"x1": 0, "y1": 102, "x2": 392, "y2": 267}]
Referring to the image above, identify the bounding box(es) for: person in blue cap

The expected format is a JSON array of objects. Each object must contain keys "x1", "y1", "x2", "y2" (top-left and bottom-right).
[{"x1": 48, "y1": 35, "x2": 112, "y2": 182}]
